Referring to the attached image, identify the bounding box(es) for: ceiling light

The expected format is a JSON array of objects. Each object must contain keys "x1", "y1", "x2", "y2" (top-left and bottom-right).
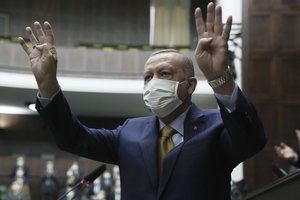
[
  {"x1": 28, "y1": 103, "x2": 36, "y2": 112},
  {"x1": 0, "y1": 105, "x2": 34, "y2": 115}
]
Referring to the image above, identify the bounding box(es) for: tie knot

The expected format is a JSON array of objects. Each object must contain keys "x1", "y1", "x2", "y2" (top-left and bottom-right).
[{"x1": 161, "y1": 126, "x2": 174, "y2": 138}]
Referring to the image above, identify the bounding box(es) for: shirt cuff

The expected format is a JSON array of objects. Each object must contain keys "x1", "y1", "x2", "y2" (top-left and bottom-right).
[
  {"x1": 214, "y1": 82, "x2": 238, "y2": 113},
  {"x1": 37, "y1": 87, "x2": 61, "y2": 108}
]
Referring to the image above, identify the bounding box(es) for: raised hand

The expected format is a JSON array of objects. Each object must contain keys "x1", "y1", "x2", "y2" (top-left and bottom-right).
[
  {"x1": 18, "y1": 21, "x2": 59, "y2": 98},
  {"x1": 274, "y1": 142, "x2": 298, "y2": 162},
  {"x1": 194, "y1": 3, "x2": 234, "y2": 94}
]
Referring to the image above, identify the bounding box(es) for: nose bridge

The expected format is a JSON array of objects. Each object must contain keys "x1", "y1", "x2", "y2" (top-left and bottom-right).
[{"x1": 153, "y1": 73, "x2": 159, "y2": 79}]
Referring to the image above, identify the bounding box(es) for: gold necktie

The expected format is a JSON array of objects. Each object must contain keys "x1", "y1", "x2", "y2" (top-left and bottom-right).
[{"x1": 158, "y1": 125, "x2": 175, "y2": 169}]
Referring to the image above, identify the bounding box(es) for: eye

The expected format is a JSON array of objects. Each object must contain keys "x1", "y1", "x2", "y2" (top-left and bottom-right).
[
  {"x1": 144, "y1": 74, "x2": 153, "y2": 82},
  {"x1": 160, "y1": 71, "x2": 172, "y2": 78}
]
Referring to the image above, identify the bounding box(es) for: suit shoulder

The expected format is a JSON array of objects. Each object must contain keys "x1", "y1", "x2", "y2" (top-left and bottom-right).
[
  {"x1": 125, "y1": 115, "x2": 155, "y2": 123},
  {"x1": 122, "y1": 115, "x2": 156, "y2": 126},
  {"x1": 202, "y1": 108, "x2": 222, "y2": 122}
]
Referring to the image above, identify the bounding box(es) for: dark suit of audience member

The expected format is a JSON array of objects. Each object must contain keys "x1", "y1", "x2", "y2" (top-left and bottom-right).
[
  {"x1": 41, "y1": 160, "x2": 59, "y2": 200},
  {"x1": 18, "y1": 3, "x2": 266, "y2": 200},
  {"x1": 10, "y1": 156, "x2": 30, "y2": 185}
]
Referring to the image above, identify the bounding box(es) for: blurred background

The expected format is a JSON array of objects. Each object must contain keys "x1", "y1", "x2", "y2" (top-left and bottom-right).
[{"x1": 0, "y1": 0, "x2": 299, "y2": 199}]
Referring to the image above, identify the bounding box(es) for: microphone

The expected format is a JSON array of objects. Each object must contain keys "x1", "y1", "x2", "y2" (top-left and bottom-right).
[
  {"x1": 57, "y1": 164, "x2": 106, "y2": 200},
  {"x1": 83, "y1": 164, "x2": 107, "y2": 184},
  {"x1": 272, "y1": 164, "x2": 287, "y2": 178}
]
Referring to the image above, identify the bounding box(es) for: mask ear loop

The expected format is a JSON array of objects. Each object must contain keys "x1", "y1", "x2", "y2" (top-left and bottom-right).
[{"x1": 177, "y1": 79, "x2": 190, "y2": 101}]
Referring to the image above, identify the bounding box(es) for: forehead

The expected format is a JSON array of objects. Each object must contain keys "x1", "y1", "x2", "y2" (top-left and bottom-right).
[{"x1": 144, "y1": 52, "x2": 185, "y2": 72}]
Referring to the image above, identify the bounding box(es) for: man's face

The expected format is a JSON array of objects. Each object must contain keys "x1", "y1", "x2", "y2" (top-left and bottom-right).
[{"x1": 144, "y1": 52, "x2": 192, "y2": 101}]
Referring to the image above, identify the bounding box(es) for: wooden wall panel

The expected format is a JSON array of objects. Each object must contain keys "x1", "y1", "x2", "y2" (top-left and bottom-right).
[
  {"x1": 249, "y1": 15, "x2": 274, "y2": 48},
  {"x1": 243, "y1": 0, "x2": 300, "y2": 191},
  {"x1": 280, "y1": 14, "x2": 300, "y2": 48},
  {"x1": 279, "y1": 56, "x2": 300, "y2": 95},
  {"x1": 279, "y1": 105, "x2": 300, "y2": 143},
  {"x1": 254, "y1": 103, "x2": 278, "y2": 145},
  {"x1": 249, "y1": 0, "x2": 278, "y2": 10},
  {"x1": 280, "y1": 0, "x2": 300, "y2": 8},
  {"x1": 248, "y1": 56, "x2": 274, "y2": 96}
]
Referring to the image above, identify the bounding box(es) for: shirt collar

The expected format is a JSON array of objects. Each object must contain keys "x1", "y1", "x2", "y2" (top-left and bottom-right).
[{"x1": 159, "y1": 106, "x2": 191, "y2": 136}]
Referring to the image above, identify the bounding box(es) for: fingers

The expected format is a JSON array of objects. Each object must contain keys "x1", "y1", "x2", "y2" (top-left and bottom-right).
[
  {"x1": 206, "y1": 2, "x2": 215, "y2": 33},
  {"x1": 18, "y1": 37, "x2": 31, "y2": 55},
  {"x1": 44, "y1": 21, "x2": 54, "y2": 45},
  {"x1": 34, "y1": 21, "x2": 46, "y2": 44},
  {"x1": 24, "y1": 21, "x2": 54, "y2": 48},
  {"x1": 222, "y1": 16, "x2": 232, "y2": 41},
  {"x1": 194, "y1": 8, "x2": 205, "y2": 37},
  {"x1": 214, "y1": 6, "x2": 223, "y2": 35},
  {"x1": 25, "y1": 26, "x2": 39, "y2": 46},
  {"x1": 195, "y1": 3, "x2": 230, "y2": 38},
  {"x1": 280, "y1": 142, "x2": 289, "y2": 148},
  {"x1": 274, "y1": 142, "x2": 288, "y2": 152}
]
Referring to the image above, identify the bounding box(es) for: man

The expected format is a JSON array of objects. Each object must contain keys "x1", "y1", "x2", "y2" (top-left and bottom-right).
[{"x1": 18, "y1": 3, "x2": 266, "y2": 200}]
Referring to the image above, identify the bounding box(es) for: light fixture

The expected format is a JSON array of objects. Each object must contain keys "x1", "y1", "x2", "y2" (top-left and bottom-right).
[
  {"x1": 0, "y1": 105, "x2": 34, "y2": 115},
  {"x1": 27, "y1": 103, "x2": 36, "y2": 112}
]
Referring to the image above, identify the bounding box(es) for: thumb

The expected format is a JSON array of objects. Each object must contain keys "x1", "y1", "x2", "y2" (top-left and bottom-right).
[
  {"x1": 195, "y1": 37, "x2": 213, "y2": 53},
  {"x1": 35, "y1": 43, "x2": 52, "y2": 57}
]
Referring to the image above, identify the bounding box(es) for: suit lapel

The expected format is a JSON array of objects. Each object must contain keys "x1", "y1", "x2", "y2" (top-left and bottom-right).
[
  {"x1": 138, "y1": 116, "x2": 159, "y2": 189},
  {"x1": 157, "y1": 142, "x2": 184, "y2": 197}
]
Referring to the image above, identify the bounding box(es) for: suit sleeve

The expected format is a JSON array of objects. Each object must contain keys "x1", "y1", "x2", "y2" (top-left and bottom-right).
[
  {"x1": 36, "y1": 90, "x2": 121, "y2": 165},
  {"x1": 217, "y1": 88, "x2": 267, "y2": 168}
]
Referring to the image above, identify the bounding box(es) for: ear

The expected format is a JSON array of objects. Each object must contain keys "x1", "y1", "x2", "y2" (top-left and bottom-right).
[{"x1": 187, "y1": 77, "x2": 197, "y2": 95}]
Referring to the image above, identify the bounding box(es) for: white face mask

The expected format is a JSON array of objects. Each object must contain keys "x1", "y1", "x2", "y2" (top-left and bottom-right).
[{"x1": 143, "y1": 78, "x2": 184, "y2": 118}]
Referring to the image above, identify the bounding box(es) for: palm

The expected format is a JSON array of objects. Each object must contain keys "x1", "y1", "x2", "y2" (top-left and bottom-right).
[
  {"x1": 195, "y1": 34, "x2": 228, "y2": 78},
  {"x1": 29, "y1": 44, "x2": 57, "y2": 82}
]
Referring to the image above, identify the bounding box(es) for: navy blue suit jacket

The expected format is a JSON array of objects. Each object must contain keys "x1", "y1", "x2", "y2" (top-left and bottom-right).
[{"x1": 36, "y1": 88, "x2": 266, "y2": 200}]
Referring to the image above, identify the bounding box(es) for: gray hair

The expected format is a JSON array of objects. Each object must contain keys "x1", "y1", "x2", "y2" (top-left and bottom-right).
[{"x1": 150, "y1": 49, "x2": 195, "y2": 77}]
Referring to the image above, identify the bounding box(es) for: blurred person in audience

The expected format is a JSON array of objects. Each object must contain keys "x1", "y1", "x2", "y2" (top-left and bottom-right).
[
  {"x1": 18, "y1": 2, "x2": 266, "y2": 199},
  {"x1": 59, "y1": 161, "x2": 83, "y2": 200},
  {"x1": 41, "y1": 160, "x2": 59, "y2": 200},
  {"x1": 10, "y1": 156, "x2": 29, "y2": 185},
  {"x1": 274, "y1": 129, "x2": 300, "y2": 169},
  {"x1": 88, "y1": 177, "x2": 107, "y2": 200},
  {"x1": 7, "y1": 167, "x2": 31, "y2": 200}
]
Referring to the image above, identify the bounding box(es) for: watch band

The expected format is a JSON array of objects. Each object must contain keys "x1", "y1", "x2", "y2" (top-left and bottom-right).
[{"x1": 208, "y1": 69, "x2": 233, "y2": 89}]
